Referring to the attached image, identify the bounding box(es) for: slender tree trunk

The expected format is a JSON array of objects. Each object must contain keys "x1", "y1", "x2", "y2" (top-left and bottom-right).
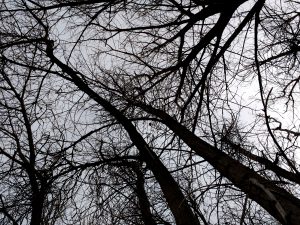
[
  {"x1": 30, "y1": 193, "x2": 44, "y2": 225},
  {"x1": 132, "y1": 163, "x2": 157, "y2": 225}
]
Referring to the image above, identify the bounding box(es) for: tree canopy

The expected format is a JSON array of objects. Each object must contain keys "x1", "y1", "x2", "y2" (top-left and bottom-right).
[{"x1": 1, "y1": 0, "x2": 300, "y2": 224}]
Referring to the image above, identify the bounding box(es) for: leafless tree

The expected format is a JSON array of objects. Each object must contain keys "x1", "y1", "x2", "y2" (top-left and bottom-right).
[{"x1": 1, "y1": 0, "x2": 300, "y2": 224}]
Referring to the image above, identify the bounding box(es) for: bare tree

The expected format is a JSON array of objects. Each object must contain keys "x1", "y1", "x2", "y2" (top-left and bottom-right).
[{"x1": 1, "y1": 0, "x2": 300, "y2": 224}]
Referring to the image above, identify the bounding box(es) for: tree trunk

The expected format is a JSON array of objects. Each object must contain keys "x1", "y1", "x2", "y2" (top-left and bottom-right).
[{"x1": 138, "y1": 103, "x2": 300, "y2": 225}]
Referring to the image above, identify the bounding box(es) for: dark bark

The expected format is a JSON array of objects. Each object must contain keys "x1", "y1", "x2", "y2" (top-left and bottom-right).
[
  {"x1": 223, "y1": 138, "x2": 300, "y2": 185},
  {"x1": 45, "y1": 44, "x2": 201, "y2": 225},
  {"x1": 132, "y1": 163, "x2": 157, "y2": 225},
  {"x1": 137, "y1": 103, "x2": 300, "y2": 225},
  {"x1": 30, "y1": 192, "x2": 45, "y2": 225}
]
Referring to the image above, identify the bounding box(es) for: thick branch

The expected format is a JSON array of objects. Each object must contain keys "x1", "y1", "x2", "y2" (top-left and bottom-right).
[
  {"x1": 136, "y1": 103, "x2": 300, "y2": 225},
  {"x1": 45, "y1": 44, "x2": 201, "y2": 225}
]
